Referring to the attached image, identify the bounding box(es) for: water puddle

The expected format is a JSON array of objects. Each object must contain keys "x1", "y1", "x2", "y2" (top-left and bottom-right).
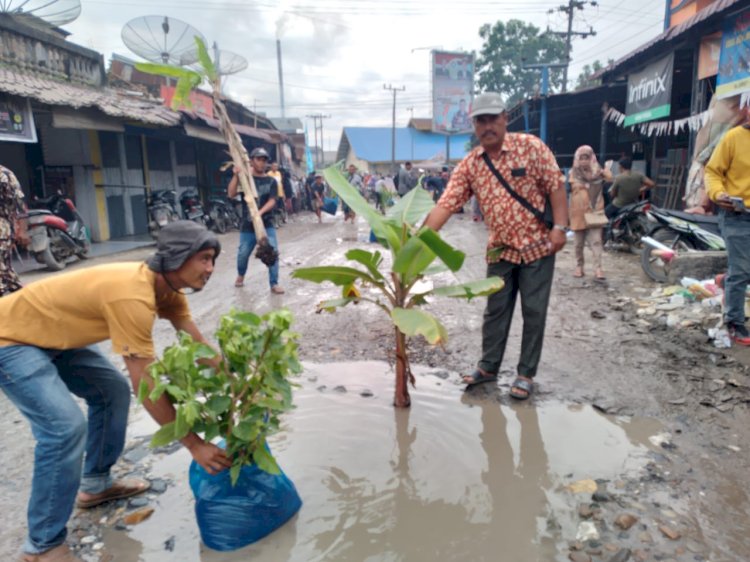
[{"x1": 110, "y1": 362, "x2": 664, "y2": 561}]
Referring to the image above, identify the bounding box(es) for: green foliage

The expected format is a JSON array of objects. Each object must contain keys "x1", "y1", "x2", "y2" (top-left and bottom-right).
[
  {"x1": 476, "y1": 19, "x2": 567, "y2": 105},
  {"x1": 292, "y1": 164, "x2": 504, "y2": 403},
  {"x1": 139, "y1": 309, "x2": 301, "y2": 484},
  {"x1": 195, "y1": 36, "x2": 217, "y2": 83},
  {"x1": 575, "y1": 59, "x2": 614, "y2": 91}
]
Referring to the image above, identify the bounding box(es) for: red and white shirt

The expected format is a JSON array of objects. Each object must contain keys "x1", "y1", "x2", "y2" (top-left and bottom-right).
[{"x1": 438, "y1": 133, "x2": 564, "y2": 264}]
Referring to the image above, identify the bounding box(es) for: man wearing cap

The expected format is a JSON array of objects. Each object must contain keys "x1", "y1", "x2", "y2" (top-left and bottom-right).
[
  {"x1": 0, "y1": 221, "x2": 231, "y2": 561},
  {"x1": 228, "y1": 147, "x2": 284, "y2": 293},
  {"x1": 425, "y1": 92, "x2": 568, "y2": 400}
]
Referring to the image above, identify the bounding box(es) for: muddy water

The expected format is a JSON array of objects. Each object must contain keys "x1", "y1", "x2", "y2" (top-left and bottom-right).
[{"x1": 104, "y1": 361, "x2": 663, "y2": 562}]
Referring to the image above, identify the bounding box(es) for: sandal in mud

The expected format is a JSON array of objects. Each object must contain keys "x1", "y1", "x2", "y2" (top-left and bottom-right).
[
  {"x1": 509, "y1": 376, "x2": 534, "y2": 400},
  {"x1": 463, "y1": 369, "x2": 498, "y2": 388},
  {"x1": 76, "y1": 478, "x2": 151, "y2": 509}
]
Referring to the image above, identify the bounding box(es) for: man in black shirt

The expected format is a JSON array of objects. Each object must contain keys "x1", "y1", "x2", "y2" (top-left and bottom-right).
[
  {"x1": 227, "y1": 147, "x2": 284, "y2": 294},
  {"x1": 311, "y1": 174, "x2": 326, "y2": 223}
]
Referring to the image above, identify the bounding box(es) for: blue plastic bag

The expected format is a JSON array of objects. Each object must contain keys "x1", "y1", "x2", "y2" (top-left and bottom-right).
[
  {"x1": 189, "y1": 447, "x2": 302, "y2": 552},
  {"x1": 322, "y1": 196, "x2": 338, "y2": 215}
]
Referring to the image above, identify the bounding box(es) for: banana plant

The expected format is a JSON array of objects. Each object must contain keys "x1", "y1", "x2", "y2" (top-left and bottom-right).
[
  {"x1": 136, "y1": 37, "x2": 277, "y2": 266},
  {"x1": 292, "y1": 165, "x2": 503, "y2": 408}
]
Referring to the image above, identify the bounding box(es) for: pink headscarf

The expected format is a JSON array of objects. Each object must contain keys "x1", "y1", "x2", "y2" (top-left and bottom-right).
[{"x1": 571, "y1": 145, "x2": 603, "y2": 184}]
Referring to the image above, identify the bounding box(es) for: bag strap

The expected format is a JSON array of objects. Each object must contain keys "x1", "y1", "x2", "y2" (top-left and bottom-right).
[{"x1": 481, "y1": 152, "x2": 546, "y2": 224}]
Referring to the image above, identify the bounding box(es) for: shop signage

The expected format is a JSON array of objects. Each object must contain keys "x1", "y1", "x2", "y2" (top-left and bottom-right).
[
  {"x1": 716, "y1": 8, "x2": 750, "y2": 99},
  {"x1": 0, "y1": 94, "x2": 37, "y2": 143},
  {"x1": 624, "y1": 53, "x2": 674, "y2": 127}
]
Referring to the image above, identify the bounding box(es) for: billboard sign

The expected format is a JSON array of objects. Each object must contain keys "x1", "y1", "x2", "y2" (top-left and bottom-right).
[
  {"x1": 716, "y1": 8, "x2": 750, "y2": 99},
  {"x1": 623, "y1": 52, "x2": 674, "y2": 127},
  {"x1": 0, "y1": 94, "x2": 37, "y2": 143},
  {"x1": 432, "y1": 50, "x2": 474, "y2": 133}
]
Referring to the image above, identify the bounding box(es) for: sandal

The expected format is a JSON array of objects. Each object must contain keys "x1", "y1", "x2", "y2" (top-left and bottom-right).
[
  {"x1": 76, "y1": 478, "x2": 151, "y2": 509},
  {"x1": 509, "y1": 376, "x2": 534, "y2": 400},
  {"x1": 573, "y1": 267, "x2": 584, "y2": 278},
  {"x1": 234, "y1": 277, "x2": 244, "y2": 288},
  {"x1": 462, "y1": 369, "x2": 498, "y2": 388},
  {"x1": 594, "y1": 269, "x2": 606, "y2": 281}
]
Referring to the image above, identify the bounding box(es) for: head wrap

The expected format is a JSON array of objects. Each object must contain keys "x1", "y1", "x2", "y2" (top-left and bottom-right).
[
  {"x1": 147, "y1": 220, "x2": 220, "y2": 273},
  {"x1": 570, "y1": 145, "x2": 603, "y2": 184}
]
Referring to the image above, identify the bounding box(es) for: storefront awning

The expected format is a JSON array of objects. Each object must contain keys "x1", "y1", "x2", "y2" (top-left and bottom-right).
[
  {"x1": 183, "y1": 122, "x2": 226, "y2": 144},
  {"x1": 51, "y1": 107, "x2": 125, "y2": 132}
]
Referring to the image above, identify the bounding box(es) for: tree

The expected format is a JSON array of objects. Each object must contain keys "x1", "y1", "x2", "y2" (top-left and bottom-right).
[
  {"x1": 292, "y1": 166, "x2": 503, "y2": 408},
  {"x1": 575, "y1": 59, "x2": 614, "y2": 90},
  {"x1": 476, "y1": 19, "x2": 567, "y2": 106}
]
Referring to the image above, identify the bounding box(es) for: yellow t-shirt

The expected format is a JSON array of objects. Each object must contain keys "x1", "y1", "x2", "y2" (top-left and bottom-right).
[
  {"x1": 0, "y1": 262, "x2": 191, "y2": 357},
  {"x1": 268, "y1": 171, "x2": 284, "y2": 198},
  {"x1": 705, "y1": 125, "x2": 750, "y2": 205}
]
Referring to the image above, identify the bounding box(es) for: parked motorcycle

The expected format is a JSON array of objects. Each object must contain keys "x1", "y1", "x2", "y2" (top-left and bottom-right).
[
  {"x1": 179, "y1": 189, "x2": 207, "y2": 225},
  {"x1": 147, "y1": 189, "x2": 180, "y2": 237},
  {"x1": 25, "y1": 192, "x2": 90, "y2": 271},
  {"x1": 207, "y1": 197, "x2": 236, "y2": 234},
  {"x1": 641, "y1": 206, "x2": 725, "y2": 283},
  {"x1": 604, "y1": 200, "x2": 650, "y2": 253}
]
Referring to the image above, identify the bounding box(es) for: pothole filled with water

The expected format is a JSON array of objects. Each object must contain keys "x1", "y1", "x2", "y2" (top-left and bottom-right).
[{"x1": 107, "y1": 361, "x2": 666, "y2": 561}]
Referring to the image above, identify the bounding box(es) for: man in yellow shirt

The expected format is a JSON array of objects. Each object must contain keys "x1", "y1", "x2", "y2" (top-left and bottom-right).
[
  {"x1": 0, "y1": 221, "x2": 231, "y2": 561},
  {"x1": 705, "y1": 123, "x2": 750, "y2": 346}
]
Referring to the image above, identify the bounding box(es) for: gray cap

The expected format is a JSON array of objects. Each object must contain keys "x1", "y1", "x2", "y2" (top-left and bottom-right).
[
  {"x1": 250, "y1": 147, "x2": 270, "y2": 159},
  {"x1": 147, "y1": 220, "x2": 221, "y2": 273},
  {"x1": 469, "y1": 92, "x2": 506, "y2": 118}
]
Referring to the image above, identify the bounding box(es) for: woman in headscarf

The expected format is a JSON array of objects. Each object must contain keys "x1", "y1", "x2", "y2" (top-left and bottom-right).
[{"x1": 568, "y1": 146, "x2": 612, "y2": 280}]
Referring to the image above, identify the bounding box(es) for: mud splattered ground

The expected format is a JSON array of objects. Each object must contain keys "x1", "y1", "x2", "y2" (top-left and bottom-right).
[{"x1": 2, "y1": 211, "x2": 749, "y2": 561}]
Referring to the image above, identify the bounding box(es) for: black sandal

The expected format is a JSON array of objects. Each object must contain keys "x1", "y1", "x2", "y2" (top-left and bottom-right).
[
  {"x1": 509, "y1": 376, "x2": 534, "y2": 400},
  {"x1": 463, "y1": 369, "x2": 498, "y2": 388}
]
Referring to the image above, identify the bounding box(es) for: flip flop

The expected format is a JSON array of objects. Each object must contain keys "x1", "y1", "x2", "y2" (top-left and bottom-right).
[
  {"x1": 463, "y1": 369, "x2": 498, "y2": 388},
  {"x1": 509, "y1": 376, "x2": 534, "y2": 400},
  {"x1": 76, "y1": 478, "x2": 151, "y2": 509}
]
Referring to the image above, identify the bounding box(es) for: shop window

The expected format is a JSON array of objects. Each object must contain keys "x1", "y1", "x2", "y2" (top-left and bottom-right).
[
  {"x1": 98, "y1": 131, "x2": 120, "y2": 168},
  {"x1": 125, "y1": 135, "x2": 143, "y2": 170},
  {"x1": 146, "y1": 138, "x2": 171, "y2": 171}
]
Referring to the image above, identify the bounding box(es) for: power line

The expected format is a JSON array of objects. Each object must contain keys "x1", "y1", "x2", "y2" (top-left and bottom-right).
[
  {"x1": 306, "y1": 114, "x2": 331, "y2": 167},
  {"x1": 383, "y1": 84, "x2": 405, "y2": 174},
  {"x1": 546, "y1": 0, "x2": 598, "y2": 92}
]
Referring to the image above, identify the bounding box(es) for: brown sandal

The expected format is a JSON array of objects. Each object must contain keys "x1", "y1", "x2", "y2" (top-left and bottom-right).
[{"x1": 76, "y1": 478, "x2": 151, "y2": 509}]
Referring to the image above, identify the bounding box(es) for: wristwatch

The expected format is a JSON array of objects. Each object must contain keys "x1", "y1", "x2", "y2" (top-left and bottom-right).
[{"x1": 552, "y1": 224, "x2": 568, "y2": 232}]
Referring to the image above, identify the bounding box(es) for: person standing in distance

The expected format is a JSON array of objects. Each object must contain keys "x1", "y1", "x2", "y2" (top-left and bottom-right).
[
  {"x1": 424, "y1": 92, "x2": 568, "y2": 400},
  {"x1": 228, "y1": 147, "x2": 285, "y2": 294}
]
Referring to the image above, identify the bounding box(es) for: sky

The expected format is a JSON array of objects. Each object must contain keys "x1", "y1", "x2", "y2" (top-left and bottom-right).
[{"x1": 60, "y1": 0, "x2": 668, "y2": 154}]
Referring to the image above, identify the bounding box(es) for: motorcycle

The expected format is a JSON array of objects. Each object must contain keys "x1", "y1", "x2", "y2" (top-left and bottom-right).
[
  {"x1": 25, "y1": 192, "x2": 90, "y2": 271},
  {"x1": 179, "y1": 189, "x2": 207, "y2": 225},
  {"x1": 147, "y1": 189, "x2": 180, "y2": 237},
  {"x1": 604, "y1": 200, "x2": 651, "y2": 253},
  {"x1": 207, "y1": 197, "x2": 237, "y2": 234},
  {"x1": 640, "y1": 206, "x2": 725, "y2": 283}
]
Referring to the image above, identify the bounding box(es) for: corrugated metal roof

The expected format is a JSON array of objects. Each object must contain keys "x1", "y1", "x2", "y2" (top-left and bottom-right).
[
  {"x1": 0, "y1": 66, "x2": 180, "y2": 126},
  {"x1": 598, "y1": 0, "x2": 746, "y2": 79},
  {"x1": 340, "y1": 127, "x2": 471, "y2": 163}
]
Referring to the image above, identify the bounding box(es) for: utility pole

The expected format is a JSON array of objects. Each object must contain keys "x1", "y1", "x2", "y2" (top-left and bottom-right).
[
  {"x1": 523, "y1": 62, "x2": 567, "y2": 144},
  {"x1": 306, "y1": 114, "x2": 331, "y2": 168},
  {"x1": 384, "y1": 84, "x2": 405, "y2": 174},
  {"x1": 407, "y1": 107, "x2": 414, "y2": 159},
  {"x1": 547, "y1": 0, "x2": 597, "y2": 92}
]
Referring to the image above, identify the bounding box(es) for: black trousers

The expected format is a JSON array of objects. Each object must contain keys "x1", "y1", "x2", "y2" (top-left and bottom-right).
[{"x1": 478, "y1": 254, "x2": 555, "y2": 378}]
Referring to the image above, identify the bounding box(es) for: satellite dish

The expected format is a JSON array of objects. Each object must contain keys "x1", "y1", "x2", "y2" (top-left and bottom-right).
[
  {"x1": 121, "y1": 15, "x2": 206, "y2": 66},
  {"x1": 213, "y1": 49, "x2": 248, "y2": 76},
  {"x1": 0, "y1": 0, "x2": 81, "y2": 26}
]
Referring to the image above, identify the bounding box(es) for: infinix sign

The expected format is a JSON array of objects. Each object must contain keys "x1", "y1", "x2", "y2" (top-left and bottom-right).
[{"x1": 624, "y1": 53, "x2": 674, "y2": 127}]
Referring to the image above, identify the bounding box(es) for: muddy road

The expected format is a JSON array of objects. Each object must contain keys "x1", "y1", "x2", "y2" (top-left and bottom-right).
[{"x1": 2, "y1": 211, "x2": 749, "y2": 561}]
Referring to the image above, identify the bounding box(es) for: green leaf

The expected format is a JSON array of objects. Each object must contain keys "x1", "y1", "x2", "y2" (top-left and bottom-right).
[
  {"x1": 391, "y1": 308, "x2": 448, "y2": 345},
  {"x1": 205, "y1": 395, "x2": 232, "y2": 415},
  {"x1": 172, "y1": 76, "x2": 194, "y2": 109},
  {"x1": 316, "y1": 297, "x2": 358, "y2": 313},
  {"x1": 150, "y1": 422, "x2": 176, "y2": 448},
  {"x1": 194, "y1": 36, "x2": 217, "y2": 82},
  {"x1": 416, "y1": 228, "x2": 465, "y2": 272},
  {"x1": 232, "y1": 420, "x2": 257, "y2": 441},
  {"x1": 134, "y1": 62, "x2": 202, "y2": 81},
  {"x1": 431, "y1": 276, "x2": 505, "y2": 299},
  {"x1": 345, "y1": 249, "x2": 384, "y2": 281},
  {"x1": 137, "y1": 379, "x2": 150, "y2": 404},
  {"x1": 392, "y1": 236, "x2": 436, "y2": 282},
  {"x1": 386, "y1": 187, "x2": 435, "y2": 226},
  {"x1": 253, "y1": 442, "x2": 281, "y2": 475},
  {"x1": 174, "y1": 407, "x2": 190, "y2": 440},
  {"x1": 292, "y1": 266, "x2": 374, "y2": 286},
  {"x1": 230, "y1": 464, "x2": 242, "y2": 486}
]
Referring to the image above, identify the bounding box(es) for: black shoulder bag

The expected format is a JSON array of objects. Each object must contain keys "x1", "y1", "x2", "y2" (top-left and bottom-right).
[{"x1": 481, "y1": 152, "x2": 553, "y2": 229}]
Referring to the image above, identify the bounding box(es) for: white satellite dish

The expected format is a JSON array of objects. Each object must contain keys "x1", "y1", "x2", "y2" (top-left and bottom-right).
[
  {"x1": 0, "y1": 0, "x2": 81, "y2": 26},
  {"x1": 122, "y1": 15, "x2": 206, "y2": 66}
]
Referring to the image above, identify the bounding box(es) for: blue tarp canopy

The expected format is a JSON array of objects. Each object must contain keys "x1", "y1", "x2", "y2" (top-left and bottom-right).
[{"x1": 338, "y1": 127, "x2": 472, "y2": 163}]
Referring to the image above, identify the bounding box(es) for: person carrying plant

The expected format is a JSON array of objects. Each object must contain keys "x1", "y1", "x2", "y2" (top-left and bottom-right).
[
  {"x1": 229, "y1": 147, "x2": 284, "y2": 294},
  {"x1": 424, "y1": 91, "x2": 568, "y2": 400},
  {"x1": 0, "y1": 221, "x2": 231, "y2": 562}
]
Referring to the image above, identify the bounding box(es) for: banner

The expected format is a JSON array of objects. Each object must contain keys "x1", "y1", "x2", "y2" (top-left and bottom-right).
[
  {"x1": 716, "y1": 8, "x2": 750, "y2": 99},
  {"x1": 698, "y1": 32, "x2": 722, "y2": 80},
  {"x1": 624, "y1": 53, "x2": 674, "y2": 127},
  {"x1": 431, "y1": 51, "x2": 474, "y2": 134},
  {"x1": 0, "y1": 94, "x2": 37, "y2": 143}
]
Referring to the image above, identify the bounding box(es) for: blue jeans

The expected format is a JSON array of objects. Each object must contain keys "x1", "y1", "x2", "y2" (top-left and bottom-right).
[
  {"x1": 719, "y1": 210, "x2": 750, "y2": 326},
  {"x1": 0, "y1": 345, "x2": 130, "y2": 554},
  {"x1": 237, "y1": 227, "x2": 280, "y2": 288}
]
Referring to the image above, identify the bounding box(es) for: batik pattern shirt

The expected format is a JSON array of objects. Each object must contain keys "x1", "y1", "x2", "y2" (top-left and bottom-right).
[
  {"x1": 0, "y1": 165, "x2": 25, "y2": 296},
  {"x1": 438, "y1": 133, "x2": 563, "y2": 264}
]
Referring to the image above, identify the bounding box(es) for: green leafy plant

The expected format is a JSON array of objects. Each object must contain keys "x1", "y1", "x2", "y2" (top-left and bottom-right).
[
  {"x1": 138, "y1": 309, "x2": 301, "y2": 484},
  {"x1": 292, "y1": 165, "x2": 503, "y2": 408}
]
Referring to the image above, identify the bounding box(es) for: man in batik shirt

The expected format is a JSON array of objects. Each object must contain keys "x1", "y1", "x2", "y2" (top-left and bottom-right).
[
  {"x1": 0, "y1": 165, "x2": 27, "y2": 296},
  {"x1": 424, "y1": 92, "x2": 568, "y2": 400}
]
